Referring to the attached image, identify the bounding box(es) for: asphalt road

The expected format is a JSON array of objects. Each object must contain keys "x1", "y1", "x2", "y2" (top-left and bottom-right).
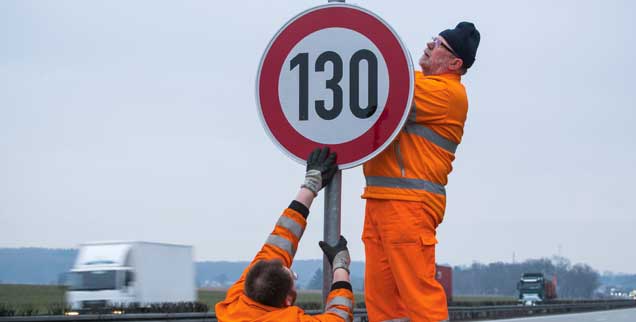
[{"x1": 482, "y1": 308, "x2": 636, "y2": 322}]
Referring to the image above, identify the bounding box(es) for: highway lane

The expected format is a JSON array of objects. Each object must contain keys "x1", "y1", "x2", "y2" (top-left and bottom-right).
[{"x1": 482, "y1": 307, "x2": 636, "y2": 322}]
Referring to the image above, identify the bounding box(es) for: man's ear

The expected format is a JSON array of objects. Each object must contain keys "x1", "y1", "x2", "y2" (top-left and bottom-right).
[
  {"x1": 284, "y1": 294, "x2": 293, "y2": 307},
  {"x1": 449, "y1": 57, "x2": 464, "y2": 72}
]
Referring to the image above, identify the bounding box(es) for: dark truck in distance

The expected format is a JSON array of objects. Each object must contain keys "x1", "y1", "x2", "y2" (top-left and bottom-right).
[{"x1": 517, "y1": 272, "x2": 557, "y2": 305}]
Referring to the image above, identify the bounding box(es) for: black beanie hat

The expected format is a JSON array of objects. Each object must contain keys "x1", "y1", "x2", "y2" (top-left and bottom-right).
[{"x1": 439, "y1": 22, "x2": 480, "y2": 69}]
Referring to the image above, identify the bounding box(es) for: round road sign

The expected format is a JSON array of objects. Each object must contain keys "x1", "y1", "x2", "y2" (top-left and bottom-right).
[{"x1": 256, "y1": 3, "x2": 413, "y2": 169}]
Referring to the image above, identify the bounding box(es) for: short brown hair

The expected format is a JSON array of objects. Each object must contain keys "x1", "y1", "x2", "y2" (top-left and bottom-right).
[{"x1": 244, "y1": 259, "x2": 293, "y2": 307}]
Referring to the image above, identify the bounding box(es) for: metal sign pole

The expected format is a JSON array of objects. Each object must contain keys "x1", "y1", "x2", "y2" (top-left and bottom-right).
[
  {"x1": 323, "y1": 0, "x2": 345, "y2": 309},
  {"x1": 322, "y1": 170, "x2": 342, "y2": 305},
  {"x1": 322, "y1": 0, "x2": 347, "y2": 312}
]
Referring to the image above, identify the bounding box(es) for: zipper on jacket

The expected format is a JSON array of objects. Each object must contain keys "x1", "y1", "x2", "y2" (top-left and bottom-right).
[{"x1": 394, "y1": 140, "x2": 406, "y2": 177}]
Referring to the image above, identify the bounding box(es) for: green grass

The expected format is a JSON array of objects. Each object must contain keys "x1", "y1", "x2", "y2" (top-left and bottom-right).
[
  {"x1": 1, "y1": 284, "x2": 507, "y2": 315},
  {"x1": 1, "y1": 285, "x2": 365, "y2": 314},
  {"x1": 453, "y1": 295, "x2": 516, "y2": 302},
  {"x1": 451, "y1": 295, "x2": 517, "y2": 307},
  {"x1": 197, "y1": 289, "x2": 226, "y2": 308},
  {"x1": 0, "y1": 284, "x2": 66, "y2": 315}
]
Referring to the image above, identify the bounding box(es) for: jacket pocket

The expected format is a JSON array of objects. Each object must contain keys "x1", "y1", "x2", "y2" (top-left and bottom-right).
[{"x1": 420, "y1": 234, "x2": 438, "y2": 246}]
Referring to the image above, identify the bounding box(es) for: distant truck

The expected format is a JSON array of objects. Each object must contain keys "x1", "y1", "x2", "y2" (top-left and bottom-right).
[
  {"x1": 517, "y1": 272, "x2": 557, "y2": 305},
  {"x1": 65, "y1": 241, "x2": 196, "y2": 312}
]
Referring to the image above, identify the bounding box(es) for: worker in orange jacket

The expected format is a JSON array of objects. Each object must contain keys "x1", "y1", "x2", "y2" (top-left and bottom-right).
[
  {"x1": 362, "y1": 22, "x2": 481, "y2": 321},
  {"x1": 216, "y1": 147, "x2": 354, "y2": 322}
]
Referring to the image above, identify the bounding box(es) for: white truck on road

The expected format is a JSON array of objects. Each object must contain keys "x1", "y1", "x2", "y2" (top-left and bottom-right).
[{"x1": 66, "y1": 241, "x2": 196, "y2": 312}]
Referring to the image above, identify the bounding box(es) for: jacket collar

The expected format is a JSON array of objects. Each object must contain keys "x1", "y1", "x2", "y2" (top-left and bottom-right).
[
  {"x1": 241, "y1": 293, "x2": 282, "y2": 312},
  {"x1": 422, "y1": 72, "x2": 461, "y2": 82},
  {"x1": 437, "y1": 73, "x2": 461, "y2": 81}
]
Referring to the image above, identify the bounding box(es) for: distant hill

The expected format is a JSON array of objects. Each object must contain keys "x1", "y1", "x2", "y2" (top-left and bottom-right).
[
  {"x1": 3, "y1": 248, "x2": 631, "y2": 297},
  {"x1": 198, "y1": 259, "x2": 365, "y2": 290},
  {"x1": 0, "y1": 248, "x2": 77, "y2": 285},
  {"x1": 0, "y1": 248, "x2": 365, "y2": 290},
  {"x1": 600, "y1": 273, "x2": 636, "y2": 290}
]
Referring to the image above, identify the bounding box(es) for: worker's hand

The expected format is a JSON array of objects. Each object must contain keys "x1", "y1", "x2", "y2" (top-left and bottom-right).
[
  {"x1": 302, "y1": 147, "x2": 337, "y2": 195},
  {"x1": 319, "y1": 236, "x2": 350, "y2": 274}
]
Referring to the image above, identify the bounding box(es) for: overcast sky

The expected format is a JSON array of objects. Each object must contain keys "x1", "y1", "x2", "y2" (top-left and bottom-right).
[{"x1": 1, "y1": 0, "x2": 635, "y2": 274}]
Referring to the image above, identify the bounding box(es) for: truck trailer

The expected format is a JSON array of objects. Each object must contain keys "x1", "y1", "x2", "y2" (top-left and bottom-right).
[
  {"x1": 435, "y1": 264, "x2": 453, "y2": 302},
  {"x1": 65, "y1": 241, "x2": 195, "y2": 312}
]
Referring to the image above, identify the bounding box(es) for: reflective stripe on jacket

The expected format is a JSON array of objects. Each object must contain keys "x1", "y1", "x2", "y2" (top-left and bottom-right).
[
  {"x1": 362, "y1": 71, "x2": 468, "y2": 224},
  {"x1": 215, "y1": 202, "x2": 355, "y2": 322}
]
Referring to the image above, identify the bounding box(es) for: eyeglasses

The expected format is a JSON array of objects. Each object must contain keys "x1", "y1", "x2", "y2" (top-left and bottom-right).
[{"x1": 431, "y1": 37, "x2": 458, "y2": 57}]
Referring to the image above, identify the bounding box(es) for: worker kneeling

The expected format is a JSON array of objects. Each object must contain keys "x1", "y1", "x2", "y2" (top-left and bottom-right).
[{"x1": 215, "y1": 147, "x2": 354, "y2": 322}]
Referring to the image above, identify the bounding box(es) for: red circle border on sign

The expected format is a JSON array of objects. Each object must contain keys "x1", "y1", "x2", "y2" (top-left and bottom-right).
[{"x1": 258, "y1": 4, "x2": 412, "y2": 168}]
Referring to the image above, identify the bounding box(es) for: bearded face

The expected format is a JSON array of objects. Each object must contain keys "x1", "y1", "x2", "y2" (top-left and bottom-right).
[{"x1": 419, "y1": 36, "x2": 460, "y2": 75}]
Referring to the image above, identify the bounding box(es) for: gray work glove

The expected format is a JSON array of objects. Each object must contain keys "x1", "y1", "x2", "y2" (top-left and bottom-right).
[
  {"x1": 319, "y1": 236, "x2": 351, "y2": 274},
  {"x1": 301, "y1": 147, "x2": 337, "y2": 195}
]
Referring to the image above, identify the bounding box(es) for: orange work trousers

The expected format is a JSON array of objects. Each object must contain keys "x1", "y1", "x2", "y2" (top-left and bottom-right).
[{"x1": 362, "y1": 199, "x2": 448, "y2": 322}]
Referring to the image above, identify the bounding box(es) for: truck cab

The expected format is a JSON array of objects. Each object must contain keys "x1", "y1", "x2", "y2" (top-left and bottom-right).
[
  {"x1": 517, "y1": 272, "x2": 556, "y2": 306},
  {"x1": 67, "y1": 266, "x2": 137, "y2": 311}
]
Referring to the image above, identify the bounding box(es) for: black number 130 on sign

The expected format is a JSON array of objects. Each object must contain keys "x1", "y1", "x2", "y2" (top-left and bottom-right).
[{"x1": 290, "y1": 50, "x2": 378, "y2": 121}]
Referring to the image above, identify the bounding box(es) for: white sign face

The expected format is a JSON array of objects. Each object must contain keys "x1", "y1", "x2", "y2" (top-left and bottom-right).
[
  {"x1": 257, "y1": 4, "x2": 413, "y2": 168},
  {"x1": 278, "y1": 27, "x2": 390, "y2": 144}
]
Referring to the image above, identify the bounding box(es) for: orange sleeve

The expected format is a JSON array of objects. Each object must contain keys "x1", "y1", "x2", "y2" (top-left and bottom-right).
[
  {"x1": 299, "y1": 283, "x2": 355, "y2": 322},
  {"x1": 222, "y1": 202, "x2": 308, "y2": 302},
  {"x1": 412, "y1": 71, "x2": 451, "y2": 124}
]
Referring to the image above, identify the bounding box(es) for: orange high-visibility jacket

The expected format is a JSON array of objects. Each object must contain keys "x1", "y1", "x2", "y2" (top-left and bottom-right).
[
  {"x1": 215, "y1": 201, "x2": 355, "y2": 322},
  {"x1": 362, "y1": 71, "x2": 468, "y2": 224}
]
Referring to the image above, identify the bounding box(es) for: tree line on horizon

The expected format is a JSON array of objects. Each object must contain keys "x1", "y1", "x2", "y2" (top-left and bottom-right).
[{"x1": 453, "y1": 256, "x2": 601, "y2": 298}]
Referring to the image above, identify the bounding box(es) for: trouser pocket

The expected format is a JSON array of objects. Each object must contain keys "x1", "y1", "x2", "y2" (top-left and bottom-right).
[{"x1": 416, "y1": 234, "x2": 438, "y2": 280}]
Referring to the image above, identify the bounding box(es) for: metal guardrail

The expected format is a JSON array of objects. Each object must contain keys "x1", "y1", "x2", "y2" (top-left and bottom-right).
[
  {"x1": 0, "y1": 313, "x2": 215, "y2": 322},
  {"x1": 1, "y1": 300, "x2": 634, "y2": 322},
  {"x1": 447, "y1": 300, "x2": 636, "y2": 321}
]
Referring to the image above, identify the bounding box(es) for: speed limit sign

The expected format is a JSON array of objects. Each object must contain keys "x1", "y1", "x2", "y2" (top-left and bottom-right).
[{"x1": 256, "y1": 3, "x2": 413, "y2": 169}]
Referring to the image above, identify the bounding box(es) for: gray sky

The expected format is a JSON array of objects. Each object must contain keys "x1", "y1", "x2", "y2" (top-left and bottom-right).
[{"x1": 1, "y1": 0, "x2": 635, "y2": 273}]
